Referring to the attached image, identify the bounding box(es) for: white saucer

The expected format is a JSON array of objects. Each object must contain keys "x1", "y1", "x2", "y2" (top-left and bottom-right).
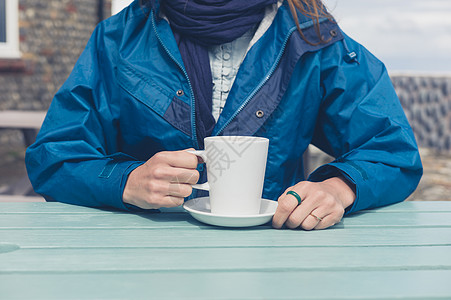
[{"x1": 183, "y1": 197, "x2": 278, "y2": 228}]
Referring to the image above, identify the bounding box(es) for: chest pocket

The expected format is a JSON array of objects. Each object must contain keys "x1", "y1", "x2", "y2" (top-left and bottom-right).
[{"x1": 116, "y1": 59, "x2": 192, "y2": 137}]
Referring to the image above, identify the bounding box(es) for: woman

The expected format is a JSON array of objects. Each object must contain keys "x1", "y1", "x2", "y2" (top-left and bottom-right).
[{"x1": 26, "y1": 0, "x2": 422, "y2": 230}]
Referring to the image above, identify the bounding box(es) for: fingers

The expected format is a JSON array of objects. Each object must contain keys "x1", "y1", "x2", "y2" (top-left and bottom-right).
[
  {"x1": 272, "y1": 181, "x2": 345, "y2": 231},
  {"x1": 167, "y1": 182, "x2": 193, "y2": 198},
  {"x1": 284, "y1": 206, "x2": 313, "y2": 229},
  {"x1": 169, "y1": 169, "x2": 200, "y2": 185},
  {"x1": 136, "y1": 182, "x2": 191, "y2": 209},
  {"x1": 272, "y1": 188, "x2": 303, "y2": 229},
  {"x1": 160, "y1": 195, "x2": 185, "y2": 208},
  {"x1": 284, "y1": 202, "x2": 326, "y2": 230},
  {"x1": 149, "y1": 177, "x2": 194, "y2": 201},
  {"x1": 124, "y1": 149, "x2": 202, "y2": 210},
  {"x1": 161, "y1": 149, "x2": 199, "y2": 169},
  {"x1": 312, "y1": 214, "x2": 340, "y2": 230},
  {"x1": 154, "y1": 181, "x2": 193, "y2": 208},
  {"x1": 298, "y1": 209, "x2": 326, "y2": 231},
  {"x1": 284, "y1": 206, "x2": 339, "y2": 231},
  {"x1": 152, "y1": 165, "x2": 200, "y2": 184},
  {"x1": 136, "y1": 195, "x2": 185, "y2": 209}
]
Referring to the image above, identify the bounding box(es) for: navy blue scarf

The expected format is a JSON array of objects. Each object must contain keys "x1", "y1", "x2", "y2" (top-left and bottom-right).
[{"x1": 160, "y1": 0, "x2": 277, "y2": 148}]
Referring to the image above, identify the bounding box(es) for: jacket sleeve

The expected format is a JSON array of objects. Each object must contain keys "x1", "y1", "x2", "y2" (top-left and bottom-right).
[
  {"x1": 308, "y1": 33, "x2": 423, "y2": 214},
  {"x1": 25, "y1": 24, "x2": 143, "y2": 210}
]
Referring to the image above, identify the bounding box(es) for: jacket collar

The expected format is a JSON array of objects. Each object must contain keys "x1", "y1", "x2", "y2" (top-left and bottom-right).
[
  {"x1": 120, "y1": 1, "x2": 341, "y2": 141},
  {"x1": 212, "y1": 3, "x2": 338, "y2": 135}
]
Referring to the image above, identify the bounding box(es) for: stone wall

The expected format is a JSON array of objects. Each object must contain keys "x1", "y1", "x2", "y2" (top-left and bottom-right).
[
  {"x1": 392, "y1": 75, "x2": 451, "y2": 154},
  {"x1": 0, "y1": 0, "x2": 112, "y2": 110},
  {"x1": 0, "y1": 0, "x2": 111, "y2": 146}
]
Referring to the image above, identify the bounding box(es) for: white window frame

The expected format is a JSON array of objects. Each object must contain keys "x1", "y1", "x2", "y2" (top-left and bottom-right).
[
  {"x1": 111, "y1": 0, "x2": 134, "y2": 15},
  {"x1": 0, "y1": 0, "x2": 20, "y2": 59}
]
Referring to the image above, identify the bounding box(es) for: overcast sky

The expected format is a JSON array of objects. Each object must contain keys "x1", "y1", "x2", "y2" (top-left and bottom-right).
[{"x1": 323, "y1": 0, "x2": 451, "y2": 74}]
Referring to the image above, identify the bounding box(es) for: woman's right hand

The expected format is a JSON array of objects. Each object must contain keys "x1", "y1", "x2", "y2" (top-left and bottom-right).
[{"x1": 122, "y1": 149, "x2": 200, "y2": 209}]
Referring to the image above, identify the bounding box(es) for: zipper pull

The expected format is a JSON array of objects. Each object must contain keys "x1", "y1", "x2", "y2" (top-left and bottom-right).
[
  {"x1": 344, "y1": 51, "x2": 359, "y2": 65},
  {"x1": 341, "y1": 36, "x2": 360, "y2": 65}
]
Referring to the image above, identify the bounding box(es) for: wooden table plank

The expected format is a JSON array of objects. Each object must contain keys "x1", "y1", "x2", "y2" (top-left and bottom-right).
[
  {"x1": 0, "y1": 202, "x2": 124, "y2": 213},
  {"x1": 1, "y1": 246, "x2": 451, "y2": 272},
  {"x1": 1, "y1": 227, "x2": 451, "y2": 248},
  {"x1": 1, "y1": 211, "x2": 451, "y2": 228},
  {"x1": 364, "y1": 201, "x2": 451, "y2": 213},
  {"x1": 1, "y1": 271, "x2": 451, "y2": 299},
  {"x1": 1, "y1": 202, "x2": 451, "y2": 299},
  {"x1": 1, "y1": 201, "x2": 450, "y2": 213}
]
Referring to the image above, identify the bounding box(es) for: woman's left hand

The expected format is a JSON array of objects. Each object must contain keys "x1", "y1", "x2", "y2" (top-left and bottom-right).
[{"x1": 272, "y1": 176, "x2": 356, "y2": 230}]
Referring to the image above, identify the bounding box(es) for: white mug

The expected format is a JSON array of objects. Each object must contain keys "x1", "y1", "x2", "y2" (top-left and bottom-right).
[{"x1": 189, "y1": 136, "x2": 269, "y2": 215}]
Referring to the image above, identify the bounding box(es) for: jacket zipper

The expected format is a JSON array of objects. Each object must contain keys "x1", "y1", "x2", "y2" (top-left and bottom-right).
[
  {"x1": 214, "y1": 27, "x2": 297, "y2": 136},
  {"x1": 150, "y1": 12, "x2": 199, "y2": 149}
]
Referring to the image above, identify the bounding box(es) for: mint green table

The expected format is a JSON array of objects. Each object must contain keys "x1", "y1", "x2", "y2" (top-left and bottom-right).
[{"x1": 1, "y1": 201, "x2": 451, "y2": 299}]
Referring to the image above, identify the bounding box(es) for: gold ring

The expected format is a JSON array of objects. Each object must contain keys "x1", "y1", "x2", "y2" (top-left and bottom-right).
[{"x1": 310, "y1": 213, "x2": 323, "y2": 222}]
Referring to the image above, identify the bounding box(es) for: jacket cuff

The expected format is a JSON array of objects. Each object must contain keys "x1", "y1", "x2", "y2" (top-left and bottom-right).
[
  {"x1": 307, "y1": 161, "x2": 366, "y2": 215},
  {"x1": 100, "y1": 160, "x2": 144, "y2": 211}
]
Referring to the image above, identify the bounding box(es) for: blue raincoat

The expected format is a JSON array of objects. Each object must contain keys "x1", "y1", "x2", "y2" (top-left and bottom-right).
[{"x1": 26, "y1": 0, "x2": 422, "y2": 214}]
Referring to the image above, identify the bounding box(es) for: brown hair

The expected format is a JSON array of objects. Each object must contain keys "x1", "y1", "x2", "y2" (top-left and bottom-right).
[{"x1": 286, "y1": 0, "x2": 334, "y2": 45}]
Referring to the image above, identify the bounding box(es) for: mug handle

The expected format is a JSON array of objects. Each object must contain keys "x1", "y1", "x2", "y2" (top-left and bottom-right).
[{"x1": 187, "y1": 150, "x2": 210, "y2": 191}]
